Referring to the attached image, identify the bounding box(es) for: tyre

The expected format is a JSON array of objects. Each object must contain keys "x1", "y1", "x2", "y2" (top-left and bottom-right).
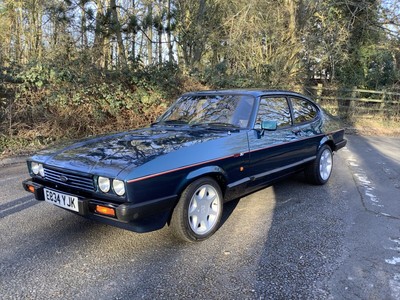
[
  {"x1": 305, "y1": 144, "x2": 333, "y2": 185},
  {"x1": 170, "y1": 177, "x2": 223, "y2": 242}
]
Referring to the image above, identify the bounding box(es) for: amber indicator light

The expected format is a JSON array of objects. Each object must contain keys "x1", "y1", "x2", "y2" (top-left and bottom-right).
[
  {"x1": 95, "y1": 205, "x2": 116, "y2": 217},
  {"x1": 28, "y1": 185, "x2": 35, "y2": 193}
]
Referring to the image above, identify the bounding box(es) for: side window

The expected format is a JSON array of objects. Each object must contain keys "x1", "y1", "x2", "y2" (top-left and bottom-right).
[
  {"x1": 257, "y1": 97, "x2": 291, "y2": 128},
  {"x1": 291, "y1": 97, "x2": 318, "y2": 124}
]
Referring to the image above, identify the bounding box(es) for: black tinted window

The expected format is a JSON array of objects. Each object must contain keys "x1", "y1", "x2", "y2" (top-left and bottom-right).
[
  {"x1": 257, "y1": 97, "x2": 291, "y2": 127},
  {"x1": 291, "y1": 97, "x2": 318, "y2": 124}
]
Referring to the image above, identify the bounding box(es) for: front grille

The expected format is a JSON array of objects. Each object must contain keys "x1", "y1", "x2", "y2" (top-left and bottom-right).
[{"x1": 44, "y1": 167, "x2": 95, "y2": 191}]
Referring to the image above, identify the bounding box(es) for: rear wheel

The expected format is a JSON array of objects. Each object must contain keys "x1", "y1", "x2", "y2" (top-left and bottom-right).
[
  {"x1": 305, "y1": 144, "x2": 333, "y2": 185},
  {"x1": 170, "y1": 177, "x2": 223, "y2": 242}
]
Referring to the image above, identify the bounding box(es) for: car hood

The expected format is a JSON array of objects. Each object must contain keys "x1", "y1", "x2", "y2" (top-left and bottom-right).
[{"x1": 31, "y1": 127, "x2": 229, "y2": 178}]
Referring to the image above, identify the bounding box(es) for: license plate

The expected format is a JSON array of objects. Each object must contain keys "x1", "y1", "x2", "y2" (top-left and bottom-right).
[{"x1": 44, "y1": 188, "x2": 79, "y2": 212}]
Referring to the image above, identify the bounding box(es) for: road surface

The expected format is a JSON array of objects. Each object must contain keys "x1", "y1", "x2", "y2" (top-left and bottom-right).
[{"x1": 1, "y1": 135, "x2": 399, "y2": 299}]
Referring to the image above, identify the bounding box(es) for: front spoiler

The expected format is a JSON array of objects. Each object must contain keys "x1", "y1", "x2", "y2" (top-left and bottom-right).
[{"x1": 22, "y1": 179, "x2": 175, "y2": 233}]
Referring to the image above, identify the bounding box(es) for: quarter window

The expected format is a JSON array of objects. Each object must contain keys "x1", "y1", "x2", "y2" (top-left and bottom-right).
[
  {"x1": 257, "y1": 97, "x2": 291, "y2": 128},
  {"x1": 291, "y1": 97, "x2": 318, "y2": 124}
]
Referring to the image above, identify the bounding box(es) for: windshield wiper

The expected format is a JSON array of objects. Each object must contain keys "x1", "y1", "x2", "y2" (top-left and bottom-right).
[
  {"x1": 152, "y1": 120, "x2": 189, "y2": 126},
  {"x1": 191, "y1": 122, "x2": 240, "y2": 130},
  {"x1": 208, "y1": 122, "x2": 240, "y2": 128}
]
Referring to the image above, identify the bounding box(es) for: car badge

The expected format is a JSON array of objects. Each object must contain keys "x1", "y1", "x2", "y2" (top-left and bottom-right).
[{"x1": 59, "y1": 175, "x2": 69, "y2": 183}]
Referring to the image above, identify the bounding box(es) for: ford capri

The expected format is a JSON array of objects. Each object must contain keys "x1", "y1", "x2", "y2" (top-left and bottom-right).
[{"x1": 23, "y1": 89, "x2": 347, "y2": 242}]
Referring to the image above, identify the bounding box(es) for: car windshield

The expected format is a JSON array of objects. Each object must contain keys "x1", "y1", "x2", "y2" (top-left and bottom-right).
[{"x1": 158, "y1": 94, "x2": 255, "y2": 129}]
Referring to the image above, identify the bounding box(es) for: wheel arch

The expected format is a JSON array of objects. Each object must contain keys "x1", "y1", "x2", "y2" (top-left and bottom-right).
[
  {"x1": 306, "y1": 141, "x2": 334, "y2": 185},
  {"x1": 177, "y1": 166, "x2": 228, "y2": 197},
  {"x1": 167, "y1": 166, "x2": 228, "y2": 225},
  {"x1": 319, "y1": 136, "x2": 335, "y2": 152}
]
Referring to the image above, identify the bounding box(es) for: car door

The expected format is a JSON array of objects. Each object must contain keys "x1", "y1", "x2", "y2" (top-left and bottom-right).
[{"x1": 246, "y1": 95, "x2": 304, "y2": 191}]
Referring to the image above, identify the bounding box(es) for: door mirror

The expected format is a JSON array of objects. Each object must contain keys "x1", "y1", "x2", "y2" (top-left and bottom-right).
[
  {"x1": 254, "y1": 120, "x2": 277, "y2": 138},
  {"x1": 261, "y1": 120, "x2": 277, "y2": 131}
]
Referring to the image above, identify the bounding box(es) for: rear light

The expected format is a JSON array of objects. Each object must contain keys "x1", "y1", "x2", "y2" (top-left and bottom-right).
[{"x1": 95, "y1": 205, "x2": 116, "y2": 217}]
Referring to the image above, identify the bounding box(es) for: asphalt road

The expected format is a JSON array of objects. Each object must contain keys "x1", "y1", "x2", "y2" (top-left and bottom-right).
[{"x1": 1, "y1": 135, "x2": 399, "y2": 299}]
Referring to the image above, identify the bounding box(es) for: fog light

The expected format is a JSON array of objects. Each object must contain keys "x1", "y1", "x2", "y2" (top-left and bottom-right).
[{"x1": 95, "y1": 205, "x2": 116, "y2": 217}]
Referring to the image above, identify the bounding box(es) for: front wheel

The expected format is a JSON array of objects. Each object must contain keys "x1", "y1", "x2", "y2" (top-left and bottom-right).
[
  {"x1": 170, "y1": 177, "x2": 223, "y2": 242},
  {"x1": 305, "y1": 144, "x2": 333, "y2": 185}
]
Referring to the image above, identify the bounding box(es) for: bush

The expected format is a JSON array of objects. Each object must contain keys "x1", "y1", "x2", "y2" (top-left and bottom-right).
[{"x1": 0, "y1": 60, "x2": 209, "y2": 157}]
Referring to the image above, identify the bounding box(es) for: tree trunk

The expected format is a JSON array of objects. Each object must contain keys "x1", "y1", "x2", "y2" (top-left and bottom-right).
[
  {"x1": 81, "y1": 1, "x2": 88, "y2": 48},
  {"x1": 131, "y1": 0, "x2": 136, "y2": 62},
  {"x1": 158, "y1": 28, "x2": 162, "y2": 64},
  {"x1": 93, "y1": 0, "x2": 107, "y2": 68},
  {"x1": 147, "y1": 3, "x2": 153, "y2": 65},
  {"x1": 28, "y1": 0, "x2": 44, "y2": 61},
  {"x1": 167, "y1": 0, "x2": 174, "y2": 62},
  {"x1": 14, "y1": 3, "x2": 23, "y2": 64},
  {"x1": 110, "y1": 0, "x2": 127, "y2": 67},
  {"x1": 192, "y1": 0, "x2": 206, "y2": 68}
]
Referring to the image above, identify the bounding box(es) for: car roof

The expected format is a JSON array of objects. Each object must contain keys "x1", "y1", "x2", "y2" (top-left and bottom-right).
[{"x1": 182, "y1": 89, "x2": 312, "y2": 99}]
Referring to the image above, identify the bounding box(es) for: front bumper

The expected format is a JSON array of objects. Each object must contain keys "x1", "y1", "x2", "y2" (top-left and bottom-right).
[{"x1": 22, "y1": 179, "x2": 175, "y2": 233}]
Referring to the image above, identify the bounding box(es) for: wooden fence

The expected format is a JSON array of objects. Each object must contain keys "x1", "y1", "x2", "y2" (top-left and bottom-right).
[{"x1": 304, "y1": 85, "x2": 400, "y2": 120}]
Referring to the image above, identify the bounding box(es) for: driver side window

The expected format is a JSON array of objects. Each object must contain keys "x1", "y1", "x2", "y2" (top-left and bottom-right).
[{"x1": 257, "y1": 97, "x2": 291, "y2": 128}]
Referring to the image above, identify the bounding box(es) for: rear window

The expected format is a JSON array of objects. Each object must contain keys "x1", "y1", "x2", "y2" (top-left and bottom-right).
[{"x1": 291, "y1": 97, "x2": 318, "y2": 124}]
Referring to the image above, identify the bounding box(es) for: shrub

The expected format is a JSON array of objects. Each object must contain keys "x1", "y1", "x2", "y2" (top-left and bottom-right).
[{"x1": 0, "y1": 61, "x2": 208, "y2": 157}]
